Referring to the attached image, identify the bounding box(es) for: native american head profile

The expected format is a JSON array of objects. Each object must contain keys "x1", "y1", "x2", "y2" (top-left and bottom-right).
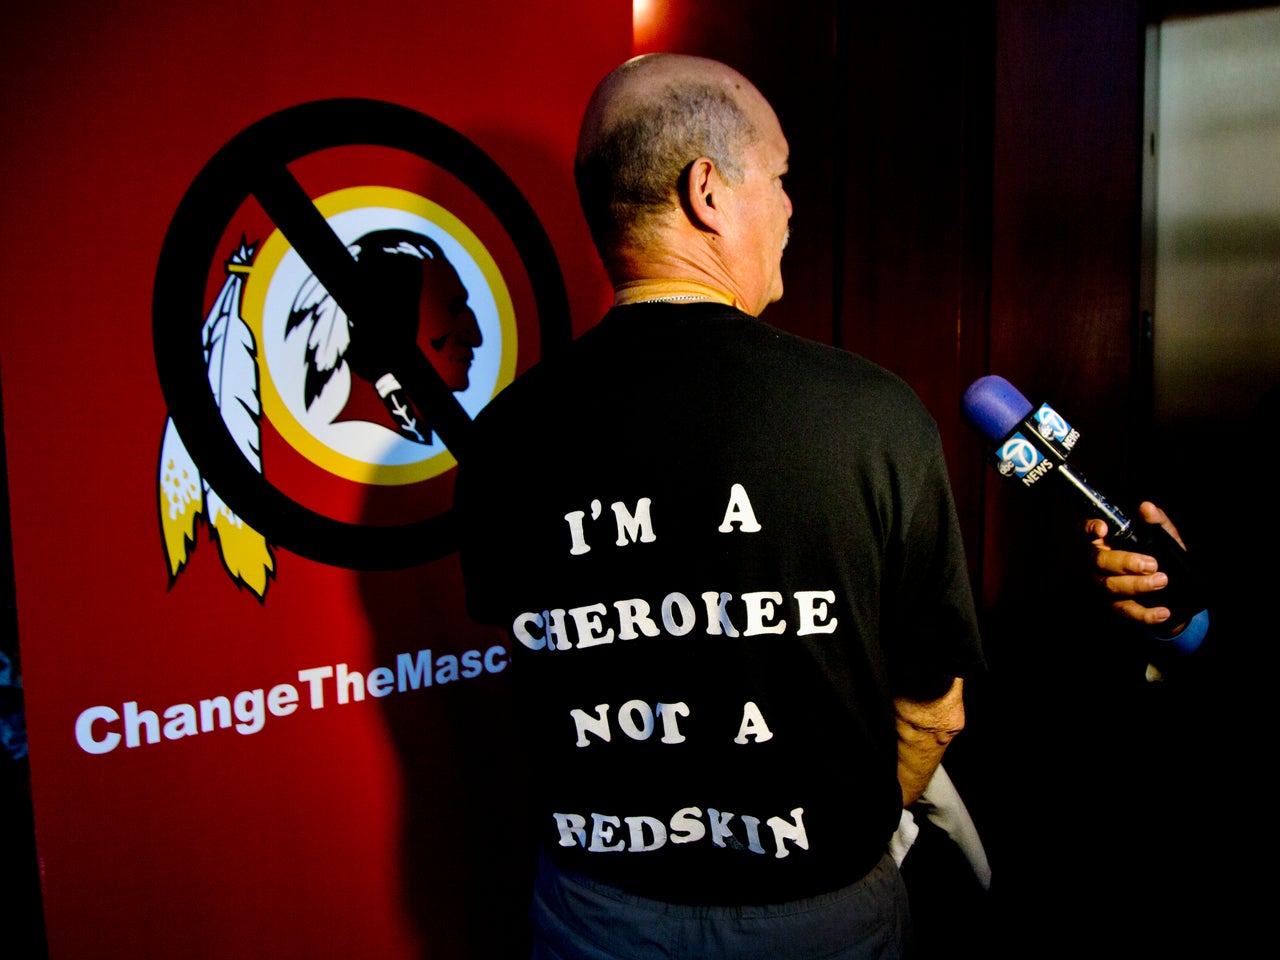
[{"x1": 286, "y1": 228, "x2": 483, "y2": 443}]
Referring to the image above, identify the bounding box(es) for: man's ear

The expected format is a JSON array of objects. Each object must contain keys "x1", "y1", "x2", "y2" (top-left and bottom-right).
[{"x1": 680, "y1": 156, "x2": 729, "y2": 234}]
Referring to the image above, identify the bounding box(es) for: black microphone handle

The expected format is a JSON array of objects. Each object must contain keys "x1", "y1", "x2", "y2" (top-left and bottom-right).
[
  {"x1": 1056, "y1": 463, "x2": 1207, "y2": 626},
  {"x1": 1107, "y1": 510, "x2": 1207, "y2": 629}
]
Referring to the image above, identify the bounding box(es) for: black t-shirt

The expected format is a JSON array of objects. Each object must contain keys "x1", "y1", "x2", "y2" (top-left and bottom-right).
[{"x1": 455, "y1": 303, "x2": 983, "y2": 904}]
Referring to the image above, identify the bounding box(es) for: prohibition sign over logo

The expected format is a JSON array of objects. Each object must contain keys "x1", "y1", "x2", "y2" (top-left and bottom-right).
[{"x1": 153, "y1": 99, "x2": 569, "y2": 570}]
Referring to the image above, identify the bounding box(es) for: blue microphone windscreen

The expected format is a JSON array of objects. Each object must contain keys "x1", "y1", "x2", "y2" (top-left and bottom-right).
[{"x1": 962, "y1": 375, "x2": 1033, "y2": 443}]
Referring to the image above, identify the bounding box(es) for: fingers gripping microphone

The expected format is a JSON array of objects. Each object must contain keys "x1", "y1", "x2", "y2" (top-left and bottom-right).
[{"x1": 962, "y1": 375, "x2": 1206, "y2": 625}]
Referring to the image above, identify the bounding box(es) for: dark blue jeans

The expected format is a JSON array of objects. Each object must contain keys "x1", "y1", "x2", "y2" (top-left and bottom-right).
[{"x1": 530, "y1": 851, "x2": 910, "y2": 960}]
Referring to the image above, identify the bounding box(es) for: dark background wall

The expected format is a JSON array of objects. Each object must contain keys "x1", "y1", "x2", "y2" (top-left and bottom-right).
[
  {"x1": 641, "y1": 1, "x2": 1263, "y2": 954},
  {"x1": 640, "y1": 0, "x2": 1145, "y2": 619}
]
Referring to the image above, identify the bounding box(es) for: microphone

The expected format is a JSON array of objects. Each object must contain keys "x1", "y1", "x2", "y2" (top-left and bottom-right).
[{"x1": 962, "y1": 375, "x2": 1206, "y2": 627}]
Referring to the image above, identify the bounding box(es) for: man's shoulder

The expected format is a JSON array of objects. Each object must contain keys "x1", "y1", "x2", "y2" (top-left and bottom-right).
[
  {"x1": 467, "y1": 302, "x2": 935, "y2": 444},
  {"x1": 768, "y1": 324, "x2": 913, "y2": 391},
  {"x1": 758, "y1": 323, "x2": 936, "y2": 433}
]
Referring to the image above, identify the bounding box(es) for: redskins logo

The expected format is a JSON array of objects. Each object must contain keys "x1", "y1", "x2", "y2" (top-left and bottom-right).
[
  {"x1": 250, "y1": 187, "x2": 517, "y2": 485},
  {"x1": 154, "y1": 100, "x2": 568, "y2": 599}
]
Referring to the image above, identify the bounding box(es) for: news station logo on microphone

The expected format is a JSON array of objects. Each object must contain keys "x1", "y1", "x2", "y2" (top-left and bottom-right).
[
  {"x1": 996, "y1": 433, "x2": 1046, "y2": 479},
  {"x1": 1033, "y1": 403, "x2": 1080, "y2": 451}
]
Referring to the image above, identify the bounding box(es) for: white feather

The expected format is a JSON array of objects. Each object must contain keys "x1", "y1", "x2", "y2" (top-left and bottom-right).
[
  {"x1": 288, "y1": 273, "x2": 351, "y2": 407},
  {"x1": 306, "y1": 292, "x2": 350, "y2": 374},
  {"x1": 160, "y1": 242, "x2": 274, "y2": 597},
  {"x1": 203, "y1": 261, "x2": 263, "y2": 471},
  {"x1": 159, "y1": 418, "x2": 203, "y2": 519},
  {"x1": 198, "y1": 243, "x2": 275, "y2": 597}
]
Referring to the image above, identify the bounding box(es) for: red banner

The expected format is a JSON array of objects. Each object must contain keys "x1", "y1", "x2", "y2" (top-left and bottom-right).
[{"x1": 1, "y1": 4, "x2": 626, "y2": 956}]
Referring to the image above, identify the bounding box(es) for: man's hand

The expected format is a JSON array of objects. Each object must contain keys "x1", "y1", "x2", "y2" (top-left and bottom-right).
[
  {"x1": 1085, "y1": 501, "x2": 1188, "y2": 628},
  {"x1": 895, "y1": 678, "x2": 964, "y2": 807}
]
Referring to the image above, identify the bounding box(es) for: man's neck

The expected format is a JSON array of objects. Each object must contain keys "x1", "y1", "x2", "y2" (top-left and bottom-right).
[
  {"x1": 612, "y1": 278, "x2": 736, "y2": 307},
  {"x1": 607, "y1": 233, "x2": 749, "y2": 312}
]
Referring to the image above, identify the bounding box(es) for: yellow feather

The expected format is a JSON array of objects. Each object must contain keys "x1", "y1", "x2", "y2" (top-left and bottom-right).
[
  {"x1": 158, "y1": 419, "x2": 204, "y2": 578},
  {"x1": 210, "y1": 504, "x2": 275, "y2": 599}
]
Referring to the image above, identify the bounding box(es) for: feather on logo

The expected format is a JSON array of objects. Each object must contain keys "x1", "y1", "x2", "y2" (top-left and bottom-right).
[{"x1": 158, "y1": 240, "x2": 276, "y2": 599}]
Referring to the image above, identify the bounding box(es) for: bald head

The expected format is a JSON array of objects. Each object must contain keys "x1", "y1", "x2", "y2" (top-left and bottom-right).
[{"x1": 574, "y1": 55, "x2": 764, "y2": 265}]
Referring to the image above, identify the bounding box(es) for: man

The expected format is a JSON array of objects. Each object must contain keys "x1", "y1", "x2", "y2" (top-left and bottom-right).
[{"x1": 455, "y1": 54, "x2": 983, "y2": 958}]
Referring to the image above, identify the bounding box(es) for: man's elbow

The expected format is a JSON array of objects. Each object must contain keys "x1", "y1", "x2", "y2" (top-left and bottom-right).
[{"x1": 894, "y1": 677, "x2": 965, "y2": 738}]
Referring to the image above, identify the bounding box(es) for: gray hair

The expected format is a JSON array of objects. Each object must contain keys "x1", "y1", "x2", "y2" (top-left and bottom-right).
[{"x1": 575, "y1": 82, "x2": 757, "y2": 256}]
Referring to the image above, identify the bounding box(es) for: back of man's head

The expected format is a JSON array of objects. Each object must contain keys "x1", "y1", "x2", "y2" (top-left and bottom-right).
[{"x1": 574, "y1": 54, "x2": 759, "y2": 265}]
